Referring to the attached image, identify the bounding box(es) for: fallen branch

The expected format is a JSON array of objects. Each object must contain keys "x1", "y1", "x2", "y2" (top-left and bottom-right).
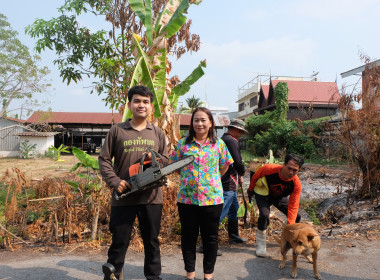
[
  {"x1": 28, "y1": 196, "x2": 64, "y2": 202},
  {"x1": 0, "y1": 223, "x2": 32, "y2": 244}
]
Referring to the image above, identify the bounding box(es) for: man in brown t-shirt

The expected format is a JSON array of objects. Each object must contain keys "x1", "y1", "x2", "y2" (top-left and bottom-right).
[{"x1": 99, "y1": 85, "x2": 169, "y2": 280}]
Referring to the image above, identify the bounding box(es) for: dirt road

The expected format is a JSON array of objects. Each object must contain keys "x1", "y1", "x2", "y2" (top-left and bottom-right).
[{"x1": 1, "y1": 236, "x2": 379, "y2": 280}]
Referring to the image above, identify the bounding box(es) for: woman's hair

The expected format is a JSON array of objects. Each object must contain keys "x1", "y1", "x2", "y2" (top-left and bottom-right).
[{"x1": 185, "y1": 107, "x2": 217, "y2": 144}]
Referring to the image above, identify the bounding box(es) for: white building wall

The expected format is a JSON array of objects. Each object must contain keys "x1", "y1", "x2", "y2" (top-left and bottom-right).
[
  {"x1": 19, "y1": 136, "x2": 55, "y2": 156},
  {"x1": 237, "y1": 84, "x2": 260, "y2": 120}
]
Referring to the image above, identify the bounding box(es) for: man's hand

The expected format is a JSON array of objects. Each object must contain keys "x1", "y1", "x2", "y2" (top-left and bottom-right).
[
  {"x1": 238, "y1": 176, "x2": 244, "y2": 185},
  {"x1": 144, "y1": 151, "x2": 152, "y2": 160},
  {"x1": 247, "y1": 188, "x2": 254, "y2": 201},
  {"x1": 116, "y1": 180, "x2": 131, "y2": 194}
]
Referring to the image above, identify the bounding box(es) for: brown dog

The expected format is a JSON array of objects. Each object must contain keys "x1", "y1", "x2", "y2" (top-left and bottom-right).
[{"x1": 274, "y1": 223, "x2": 321, "y2": 279}]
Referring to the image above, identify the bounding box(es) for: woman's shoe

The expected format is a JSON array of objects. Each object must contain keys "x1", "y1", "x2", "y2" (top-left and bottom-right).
[
  {"x1": 204, "y1": 278, "x2": 214, "y2": 280},
  {"x1": 185, "y1": 278, "x2": 195, "y2": 280}
]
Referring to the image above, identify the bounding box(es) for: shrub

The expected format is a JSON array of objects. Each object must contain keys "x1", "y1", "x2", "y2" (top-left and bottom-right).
[{"x1": 20, "y1": 140, "x2": 37, "y2": 159}]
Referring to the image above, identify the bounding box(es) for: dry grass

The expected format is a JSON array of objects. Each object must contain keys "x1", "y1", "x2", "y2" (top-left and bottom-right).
[{"x1": 0, "y1": 155, "x2": 80, "y2": 180}]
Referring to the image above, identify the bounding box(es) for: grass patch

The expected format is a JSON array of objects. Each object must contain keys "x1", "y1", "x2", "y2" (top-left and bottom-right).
[
  {"x1": 241, "y1": 150, "x2": 269, "y2": 163},
  {"x1": 0, "y1": 183, "x2": 7, "y2": 223},
  {"x1": 301, "y1": 200, "x2": 321, "y2": 225},
  {"x1": 304, "y1": 157, "x2": 349, "y2": 167}
]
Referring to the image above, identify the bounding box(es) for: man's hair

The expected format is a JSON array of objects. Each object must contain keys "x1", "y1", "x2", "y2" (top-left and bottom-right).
[
  {"x1": 185, "y1": 107, "x2": 217, "y2": 144},
  {"x1": 127, "y1": 85, "x2": 154, "y2": 102},
  {"x1": 284, "y1": 154, "x2": 304, "y2": 168}
]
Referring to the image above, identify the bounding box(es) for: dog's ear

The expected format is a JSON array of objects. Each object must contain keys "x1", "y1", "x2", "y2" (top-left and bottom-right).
[
  {"x1": 289, "y1": 229, "x2": 298, "y2": 239},
  {"x1": 307, "y1": 233, "x2": 318, "y2": 242}
]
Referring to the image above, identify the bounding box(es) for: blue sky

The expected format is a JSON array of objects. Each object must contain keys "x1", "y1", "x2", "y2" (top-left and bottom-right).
[{"x1": 3, "y1": 0, "x2": 380, "y2": 117}]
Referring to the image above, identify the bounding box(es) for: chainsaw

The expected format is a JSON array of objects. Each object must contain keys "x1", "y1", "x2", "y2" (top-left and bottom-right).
[{"x1": 115, "y1": 147, "x2": 194, "y2": 200}]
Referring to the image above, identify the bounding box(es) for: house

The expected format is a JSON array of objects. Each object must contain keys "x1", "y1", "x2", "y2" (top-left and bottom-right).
[
  {"x1": 25, "y1": 112, "x2": 230, "y2": 152},
  {"x1": 237, "y1": 75, "x2": 340, "y2": 121},
  {"x1": 341, "y1": 59, "x2": 380, "y2": 112},
  {"x1": 0, "y1": 117, "x2": 56, "y2": 157},
  {"x1": 257, "y1": 78, "x2": 340, "y2": 120},
  {"x1": 237, "y1": 75, "x2": 270, "y2": 120},
  {"x1": 26, "y1": 112, "x2": 122, "y2": 152}
]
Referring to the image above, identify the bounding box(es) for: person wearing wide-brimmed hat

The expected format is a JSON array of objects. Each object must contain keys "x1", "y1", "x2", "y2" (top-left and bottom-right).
[{"x1": 219, "y1": 119, "x2": 248, "y2": 244}]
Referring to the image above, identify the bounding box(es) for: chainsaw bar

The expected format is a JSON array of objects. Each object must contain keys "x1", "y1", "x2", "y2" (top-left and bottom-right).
[{"x1": 115, "y1": 154, "x2": 194, "y2": 200}]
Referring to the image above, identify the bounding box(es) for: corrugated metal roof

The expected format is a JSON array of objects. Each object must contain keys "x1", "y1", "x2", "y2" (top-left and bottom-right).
[
  {"x1": 25, "y1": 112, "x2": 229, "y2": 127},
  {"x1": 16, "y1": 132, "x2": 58, "y2": 137},
  {"x1": 26, "y1": 112, "x2": 122, "y2": 124},
  {"x1": 341, "y1": 59, "x2": 380, "y2": 78},
  {"x1": 2, "y1": 116, "x2": 25, "y2": 122},
  {"x1": 271, "y1": 80, "x2": 340, "y2": 104}
]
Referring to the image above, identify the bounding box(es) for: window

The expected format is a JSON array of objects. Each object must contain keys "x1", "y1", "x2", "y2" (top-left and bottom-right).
[
  {"x1": 238, "y1": 102, "x2": 245, "y2": 112},
  {"x1": 250, "y1": 96, "x2": 258, "y2": 107}
]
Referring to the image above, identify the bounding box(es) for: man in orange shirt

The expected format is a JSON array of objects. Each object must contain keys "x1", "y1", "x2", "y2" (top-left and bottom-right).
[{"x1": 247, "y1": 154, "x2": 303, "y2": 257}]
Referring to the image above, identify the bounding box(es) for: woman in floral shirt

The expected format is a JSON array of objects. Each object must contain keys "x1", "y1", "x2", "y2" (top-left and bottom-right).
[{"x1": 170, "y1": 107, "x2": 233, "y2": 280}]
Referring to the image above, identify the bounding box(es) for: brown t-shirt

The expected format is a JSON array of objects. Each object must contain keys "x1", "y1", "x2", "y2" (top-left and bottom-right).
[{"x1": 98, "y1": 119, "x2": 169, "y2": 206}]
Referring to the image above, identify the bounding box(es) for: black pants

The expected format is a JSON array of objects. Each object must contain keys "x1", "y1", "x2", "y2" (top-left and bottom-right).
[
  {"x1": 107, "y1": 204, "x2": 163, "y2": 280},
  {"x1": 177, "y1": 203, "x2": 223, "y2": 274},
  {"x1": 255, "y1": 194, "x2": 301, "y2": 231}
]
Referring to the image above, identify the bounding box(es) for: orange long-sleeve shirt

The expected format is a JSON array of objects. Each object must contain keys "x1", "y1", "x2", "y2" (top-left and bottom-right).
[{"x1": 248, "y1": 164, "x2": 301, "y2": 224}]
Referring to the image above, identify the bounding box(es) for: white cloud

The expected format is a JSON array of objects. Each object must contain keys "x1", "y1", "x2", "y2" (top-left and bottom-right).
[
  {"x1": 291, "y1": 0, "x2": 380, "y2": 20},
  {"x1": 68, "y1": 88, "x2": 87, "y2": 96},
  {"x1": 197, "y1": 36, "x2": 315, "y2": 69}
]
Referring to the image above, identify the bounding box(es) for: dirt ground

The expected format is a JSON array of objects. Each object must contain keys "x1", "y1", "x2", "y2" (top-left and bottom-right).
[
  {"x1": 1, "y1": 156, "x2": 380, "y2": 279},
  {"x1": 0, "y1": 154, "x2": 83, "y2": 180}
]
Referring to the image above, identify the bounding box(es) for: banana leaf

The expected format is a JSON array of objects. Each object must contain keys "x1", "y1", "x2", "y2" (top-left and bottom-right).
[
  {"x1": 152, "y1": 48, "x2": 167, "y2": 105},
  {"x1": 123, "y1": 57, "x2": 161, "y2": 120},
  {"x1": 122, "y1": 34, "x2": 162, "y2": 121},
  {"x1": 170, "y1": 60, "x2": 206, "y2": 108},
  {"x1": 161, "y1": 0, "x2": 190, "y2": 38},
  {"x1": 154, "y1": 0, "x2": 180, "y2": 35},
  {"x1": 71, "y1": 147, "x2": 99, "y2": 170},
  {"x1": 129, "y1": 0, "x2": 153, "y2": 45},
  {"x1": 237, "y1": 202, "x2": 253, "y2": 218}
]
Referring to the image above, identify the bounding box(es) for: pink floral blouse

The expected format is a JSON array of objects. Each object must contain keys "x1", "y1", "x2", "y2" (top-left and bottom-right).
[{"x1": 170, "y1": 137, "x2": 233, "y2": 206}]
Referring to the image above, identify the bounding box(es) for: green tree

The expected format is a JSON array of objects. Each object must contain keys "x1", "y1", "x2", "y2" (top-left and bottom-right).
[
  {"x1": 119, "y1": 0, "x2": 206, "y2": 151},
  {"x1": 274, "y1": 81, "x2": 289, "y2": 121},
  {"x1": 179, "y1": 95, "x2": 206, "y2": 113},
  {"x1": 0, "y1": 13, "x2": 50, "y2": 118},
  {"x1": 26, "y1": 0, "x2": 203, "y2": 114},
  {"x1": 27, "y1": 0, "x2": 206, "y2": 151}
]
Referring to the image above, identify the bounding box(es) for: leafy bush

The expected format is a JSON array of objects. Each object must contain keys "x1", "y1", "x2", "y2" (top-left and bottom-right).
[
  {"x1": 45, "y1": 148, "x2": 58, "y2": 159},
  {"x1": 20, "y1": 139, "x2": 37, "y2": 159},
  {"x1": 247, "y1": 119, "x2": 326, "y2": 159}
]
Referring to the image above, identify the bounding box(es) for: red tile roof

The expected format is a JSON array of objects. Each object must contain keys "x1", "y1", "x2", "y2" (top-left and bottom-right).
[
  {"x1": 261, "y1": 84, "x2": 270, "y2": 100},
  {"x1": 271, "y1": 80, "x2": 340, "y2": 104}
]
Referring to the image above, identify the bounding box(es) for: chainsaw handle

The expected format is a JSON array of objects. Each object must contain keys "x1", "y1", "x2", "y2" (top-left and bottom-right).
[{"x1": 141, "y1": 147, "x2": 159, "y2": 168}]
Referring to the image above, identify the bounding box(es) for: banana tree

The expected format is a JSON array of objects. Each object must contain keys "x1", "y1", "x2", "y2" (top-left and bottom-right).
[
  {"x1": 123, "y1": 0, "x2": 206, "y2": 151},
  {"x1": 48, "y1": 144, "x2": 70, "y2": 161},
  {"x1": 64, "y1": 147, "x2": 103, "y2": 240}
]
